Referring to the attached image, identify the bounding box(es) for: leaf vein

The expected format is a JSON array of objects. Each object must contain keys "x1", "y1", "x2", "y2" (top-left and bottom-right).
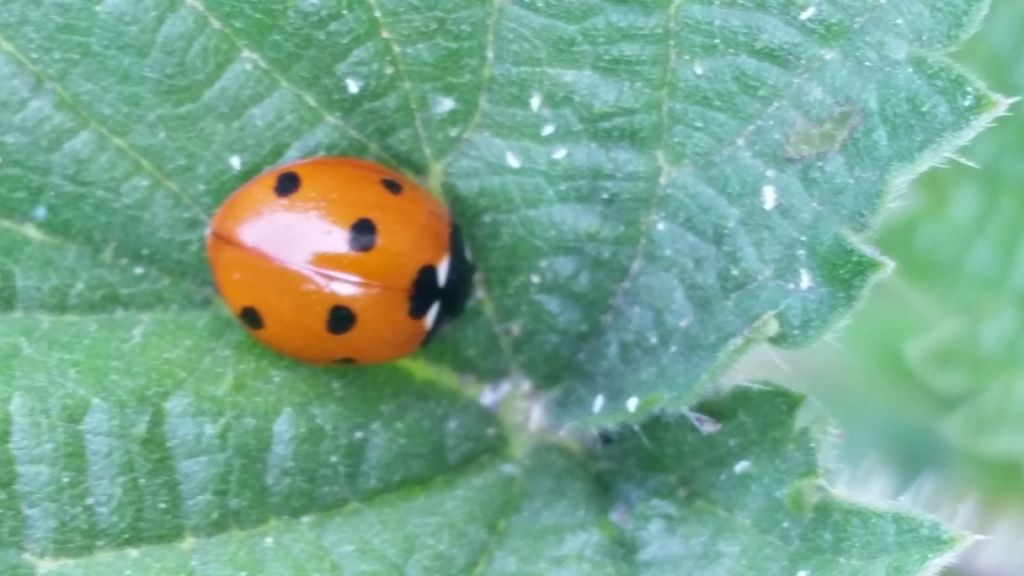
[
  {"x1": 468, "y1": 467, "x2": 525, "y2": 576},
  {"x1": 430, "y1": 0, "x2": 521, "y2": 379},
  {"x1": 577, "y1": 0, "x2": 683, "y2": 363},
  {"x1": 578, "y1": 4, "x2": 881, "y2": 364},
  {"x1": 0, "y1": 217, "x2": 208, "y2": 304},
  {"x1": 437, "y1": 0, "x2": 503, "y2": 168},
  {"x1": 673, "y1": 8, "x2": 879, "y2": 173},
  {"x1": 179, "y1": 0, "x2": 400, "y2": 167},
  {"x1": 0, "y1": 33, "x2": 208, "y2": 224},
  {"x1": 362, "y1": 0, "x2": 434, "y2": 164}
]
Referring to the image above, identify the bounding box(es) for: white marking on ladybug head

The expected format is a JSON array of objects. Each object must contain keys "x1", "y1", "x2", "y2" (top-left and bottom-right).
[
  {"x1": 424, "y1": 300, "x2": 441, "y2": 331},
  {"x1": 437, "y1": 255, "x2": 451, "y2": 287}
]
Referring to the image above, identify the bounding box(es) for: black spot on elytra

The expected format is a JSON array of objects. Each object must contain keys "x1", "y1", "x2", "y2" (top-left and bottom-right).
[
  {"x1": 327, "y1": 305, "x2": 357, "y2": 335},
  {"x1": 349, "y1": 218, "x2": 377, "y2": 252},
  {"x1": 274, "y1": 171, "x2": 301, "y2": 197},
  {"x1": 381, "y1": 178, "x2": 403, "y2": 195},
  {"x1": 336, "y1": 357, "x2": 358, "y2": 365},
  {"x1": 238, "y1": 307, "x2": 264, "y2": 330},
  {"x1": 409, "y1": 265, "x2": 439, "y2": 320}
]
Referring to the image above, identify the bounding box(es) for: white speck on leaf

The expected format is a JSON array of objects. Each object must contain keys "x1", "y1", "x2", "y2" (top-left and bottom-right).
[
  {"x1": 345, "y1": 77, "x2": 362, "y2": 94},
  {"x1": 609, "y1": 502, "x2": 632, "y2": 528},
  {"x1": 798, "y1": 268, "x2": 814, "y2": 290},
  {"x1": 592, "y1": 394, "x2": 606, "y2": 414},
  {"x1": 529, "y1": 91, "x2": 542, "y2": 112},
  {"x1": 478, "y1": 380, "x2": 513, "y2": 409},
  {"x1": 761, "y1": 184, "x2": 778, "y2": 210},
  {"x1": 505, "y1": 150, "x2": 522, "y2": 169},
  {"x1": 529, "y1": 273, "x2": 541, "y2": 285},
  {"x1": 625, "y1": 396, "x2": 640, "y2": 413},
  {"x1": 228, "y1": 154, "x2": 242, "y2": 171},
  {"x1": 796, "y1": 571, "x2": 810, "y2": 576},
  {"x1": 133, "y1": 266, "x2": 145, "y2": 276},
  {"x1": 527, "y1": 401, "x2": 545, "y2": 432},
  {"x1": 540, "y1": 123, "x2": 556, "y2": 136},
  {"x1": 433, "y1": 96, "x2": 456, "y2": 115},
  {"x1": 30, "y1": 204, "x2": 47, "y2": 221},
  {"x1": 500, "y1": 463, "x2": 521, "y2": 476},
  {"x1": 693, "y1": 60, "x2": 705, "y2": 75},
  {"x1": 655, "y1": 219, "x2": 666, "y2": 231},
  {"x1": 239, "y1": 48, "x2": 261, "y2": 65},
  {"x1": 733, "y1": 460, "x2": 752, "y2": 475},
  {"x1": 551, "y1": 147, "x2": 568, "y2": 160},
  {"x1": 686, "y1": 410, "x2": 722, "y2": 435},
  {"x1": 799, "y1": 6, "x2": 817, "y2": 20},
  {"x1": 263, "y1": 536, "x2": 275, "y2": 547}
]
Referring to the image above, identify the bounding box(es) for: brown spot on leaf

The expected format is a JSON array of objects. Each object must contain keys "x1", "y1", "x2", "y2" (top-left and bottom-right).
[{"x1": 784, "y1": 105, "x2": 862, "y2": 159}]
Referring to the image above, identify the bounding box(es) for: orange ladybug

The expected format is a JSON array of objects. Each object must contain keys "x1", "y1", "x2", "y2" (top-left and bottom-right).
[{"x1": 206, "y1": 157, "x2": 474, "y2": 365}]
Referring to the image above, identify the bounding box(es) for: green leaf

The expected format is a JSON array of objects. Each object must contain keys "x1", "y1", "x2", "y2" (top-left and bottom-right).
[
  {"x1": 0, "y1": 313, "x2": 502, "y2": 558},
  {"x1": 844, "y1": 0, "x2": 1024, "y2": 491},
  {"x1": 598, "y1": 386, "x2": 963, "y2": 576},
  {"x1": 3, "y1": 386, "x2": 959, "y2": 575},
  {"x1": 773, "y1": 0, "x2": 1024, "y2": 542},
  {"x1": 0, "y1": 0, "x2": 1002, "y2": 424},
  {"x1": 0, "y1": 0, "x2": 998, "y2": 572}
]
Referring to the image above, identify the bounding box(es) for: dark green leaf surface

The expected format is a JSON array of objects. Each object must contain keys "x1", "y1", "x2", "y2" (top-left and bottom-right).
[
  {"x1": 0, "y1": 313, "x2": 502, "y2": 558},
  {"x1": 0, "y1": 0, "x2": 998, "y2": 572},
  {"x1": 598, "y1": 387, "x2": 962, "y2": 575},
  {"x1": 1, "y1": 385, "x2": 958, "y2": 575}
]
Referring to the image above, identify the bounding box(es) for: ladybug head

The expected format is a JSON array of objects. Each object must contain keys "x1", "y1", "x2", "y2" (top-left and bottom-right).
[{"x1": 420, "y1": 223, "x2": 475, "y2": 345}]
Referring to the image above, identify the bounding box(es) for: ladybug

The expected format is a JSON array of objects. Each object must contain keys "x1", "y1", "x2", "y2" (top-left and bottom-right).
[{"x1": 206, "y1": 157, "x2": 474, "y2": 365}]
